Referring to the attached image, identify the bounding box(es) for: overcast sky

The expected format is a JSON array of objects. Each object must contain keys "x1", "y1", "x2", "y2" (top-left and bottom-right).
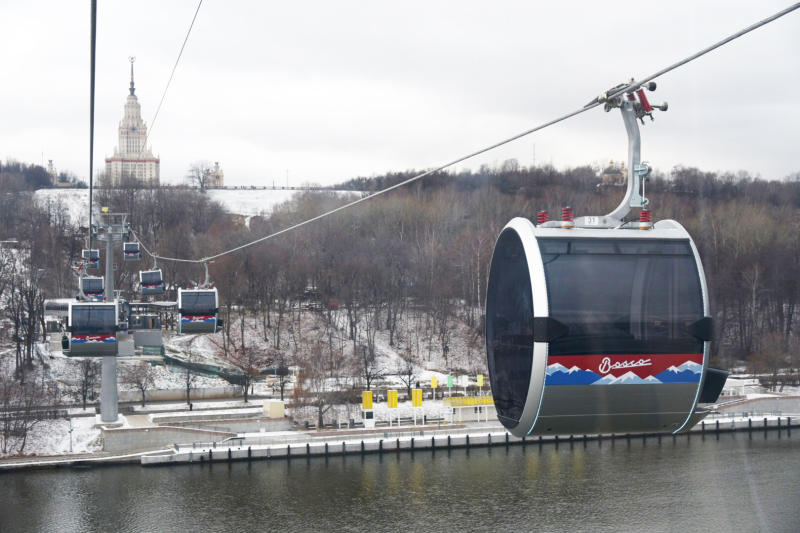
[{"x1": 1, "y1": 1, "x2": 798, "y2": 187}]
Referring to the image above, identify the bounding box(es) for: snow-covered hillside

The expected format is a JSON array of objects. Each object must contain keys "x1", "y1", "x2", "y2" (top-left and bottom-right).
[{"x1": 33, "y1": 188, "x2": 358, "y2": 225}]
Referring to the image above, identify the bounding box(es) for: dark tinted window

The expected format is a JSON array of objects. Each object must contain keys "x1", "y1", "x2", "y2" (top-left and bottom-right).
[
  {"x1": 540, "y1": 238, "x2": 704, "y2": 356},
  {"x1": 182, "y1": 291, "x2": 217, "y2": 313},
  {"x1": 486, "y1": 229, "x2": 533, "y2": 427},
  {"x1": 71, "y1": 305, "x2": 116, "y2": 334},
  {"x1": 141, "y1": 271, "x2": 163, "y2": 285},
  {"x1": 82, "y1": 278, "x2": 103, "y2": 293}
]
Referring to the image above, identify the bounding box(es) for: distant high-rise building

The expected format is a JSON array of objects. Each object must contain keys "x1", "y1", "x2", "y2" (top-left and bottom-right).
[{"x1": 105, "y1": 57, "x2": 159, "y2": 186}]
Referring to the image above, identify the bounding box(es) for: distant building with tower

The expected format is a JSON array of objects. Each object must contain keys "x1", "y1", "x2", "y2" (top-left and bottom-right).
[
  {"x1": 105, "y1": 57, "x2": 160, "y2": 186},
  {"x1": 48, "y1": 159, "x2": 71, "y2": 188},
  {"x1": 600, "y1": 160, "x2": 626, "y2": 186},
  {"x1": 207, "y1": 162, "x2": 224, "y2": 187}
]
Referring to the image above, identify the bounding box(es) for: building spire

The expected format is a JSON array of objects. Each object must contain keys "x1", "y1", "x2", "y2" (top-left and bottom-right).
[{"x1": 128, "y1": 56, "x2": 136, "y2": 96}]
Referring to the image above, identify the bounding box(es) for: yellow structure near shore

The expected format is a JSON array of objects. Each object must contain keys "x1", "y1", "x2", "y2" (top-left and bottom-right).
[{"x1": 444, "y1": 396, "x2": 494, "y2": 407}]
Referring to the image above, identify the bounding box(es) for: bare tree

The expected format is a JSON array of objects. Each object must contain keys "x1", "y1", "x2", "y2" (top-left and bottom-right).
[
  {"x1": 355, "y1": 343, "x2": 384, "y2": 392},
  {"x1": 186, "y1": 161, "x2": 212, "y2": 192},
  {"x1": 395, "y1": 350, "x2": 419, "y2": 399},
  {"x1": 122, "y1": 361, "x2": 157, "y2": 407},
  {"x1": 294, "y1": 341, "x2": 346, "y2": 429},
  {"x1": 272, "y1": 349, "x2": 292, "y2": 401},
  {"x1": 226, "y1": 344, "x2": 270, "y2": 403},
  {"x1": 184, "y1": 347, "x2": 200, "y2": 407},
  {"x1": 0, "y1": 359, "x2": 52, "y2": 455},
  {"x1": 74, "y1": 359, "x2": 100, "y2": 410},
  {"x1": 751, "y1": 332, "x2": 789, "y2": 392},
  {"x1": 354, "y1": 306, "x2": 384, "y2": 390},
  {"x1": 213, "y1": 308, "x2": 272, "y2": 402}
]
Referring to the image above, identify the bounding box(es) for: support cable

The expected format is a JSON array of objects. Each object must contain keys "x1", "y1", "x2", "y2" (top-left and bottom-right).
[
  {"x1": 145, "y1": 0, "x2": 203, "y2": 142},
  {"x1": 133, "y1": 2, "x2": 800, "y2": 265}
]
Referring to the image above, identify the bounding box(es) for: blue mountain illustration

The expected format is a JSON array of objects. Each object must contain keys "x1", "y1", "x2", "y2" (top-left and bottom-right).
[
  {"x1": 655, "y1": 362, "x2": 702, "y2": 383},
  {"x1": 655, "y1": 368, "x2": 700, "y2": 383},
  {"x1": 545, "y1": 364, "x2": 601, "y2": 385}
]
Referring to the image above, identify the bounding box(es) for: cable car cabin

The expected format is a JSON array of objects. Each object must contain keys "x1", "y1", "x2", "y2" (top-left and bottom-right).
[
  {"x1": 67, "y1": 301, "x2": 119, "y2": 357},
  {"x1": 80, "y1": 276, "x2": 105, "y2": 301},
  {"x1": 139, "y1": 269, "x2": 165, "y2": 296},
  {"x1": 178, "y1": 288, "x2": 219, "y2": 334},
  {"x1": 82, "y1": 249, "x2": 100, "y2": 269},
  {"x1": 123, "y1": 242, "x2": 141, "y2": 261},
  {"x1": 486, "y1": 218, "x2": 717, "y2": 438}
]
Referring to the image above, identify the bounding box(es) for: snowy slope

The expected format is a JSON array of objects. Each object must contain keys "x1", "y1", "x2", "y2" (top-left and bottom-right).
[
  {"x1": 33, "y1": 188, "x2": 358, "y2": 225},
  {"x1": 207, "y1": 189, "x2": 357, "y2": 218},
  {"x1": 33, "y1": 188, "x2": 91, "y2": 226}
]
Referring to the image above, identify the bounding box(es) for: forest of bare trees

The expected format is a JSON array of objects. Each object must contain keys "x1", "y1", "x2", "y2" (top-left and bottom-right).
[
  {"x1": 2, "y1": 160, "x2": 800, "y2": 434},
  {"x1": 100, "y1": 163, "x2": 800, "y2": 375}
]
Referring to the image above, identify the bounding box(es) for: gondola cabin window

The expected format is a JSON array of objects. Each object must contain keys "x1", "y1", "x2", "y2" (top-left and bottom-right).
[
  {"x1": 71, "y1": 305, "x2": 116, "y2": 334},
  {"x1": 538, "y1": 238, "x2": 704, "y2": 357}
]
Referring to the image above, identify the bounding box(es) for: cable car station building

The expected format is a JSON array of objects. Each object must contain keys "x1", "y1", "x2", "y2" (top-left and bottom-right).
[{"x1": 105, "y1": 58, "x2": 160, "y2": 186}]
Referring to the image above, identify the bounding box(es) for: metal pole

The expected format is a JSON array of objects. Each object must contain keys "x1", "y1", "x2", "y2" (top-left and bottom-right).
[
  {"x1": 100, "y1": 231, "x2": 118, "y2": 423},
  {"x1": 104, "y1": 233, "x2": 114, "y2": 301},
  {"x1": 88, "y1": 0, "x2": 96, "y2": 249}
]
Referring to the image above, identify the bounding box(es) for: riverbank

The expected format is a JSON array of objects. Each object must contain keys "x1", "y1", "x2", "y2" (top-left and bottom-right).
[{"x1": 1, "y1": 413, "x2": 795, "y2": 472}]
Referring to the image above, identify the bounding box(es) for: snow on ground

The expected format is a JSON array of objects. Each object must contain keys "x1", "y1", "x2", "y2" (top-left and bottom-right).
[
  {"x1": 16, "y1": 416, "x2": 101, "y2": 457},
  {"x1": 371, "y1": 399, "x2": 452, "y2": 420},
  {"x1": 132, "y1": 399, "x2": 263, "y2": 412},
  {"x1": 117, "y1": 359, "x2": 230, "y2": 392},
  {"x1": 150, "y1": 407, "x2": 263, "y2": 422},
  {"x1": 744, "y1": 393, "x2": 782, "y2": 400},
  {"x1": 33, "y1": 188, "x2": 90, "y2": 227},
  {"x1": 163, "y1": 332, "x2": 231, "y2": 369},
  {"x1": 40, "y1": 341, "x2": 231, "y2": 396},
  {"x1": 207, "y1": 189, "x2": 357, "y2": 218}
]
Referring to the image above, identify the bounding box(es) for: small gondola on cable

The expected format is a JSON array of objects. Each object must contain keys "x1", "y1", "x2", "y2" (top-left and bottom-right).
[
  {"x1": 139, "y1": 268, "x2": 165, "y2": 297},
  {"x1": 178, "y1": 261, "x2": 221, "y2": 334},
  {"x1": 123, "y1": 241, "x2": 141, "y2": 261},
  {"x1": 65, "y1": 300, "x2": 121, "y2": 357},
  {"x1": 82, "y1": 248, "x2": 100, "y2": 269},
  {"x1": 485, "y1": 84, "x2": 728, "y2": 438},
  {"x1": 80, "y1": 276, "x2": 105, "y2": 301}
]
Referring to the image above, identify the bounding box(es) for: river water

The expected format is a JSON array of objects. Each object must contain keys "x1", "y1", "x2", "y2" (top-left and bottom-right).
[{"x1": 1, "y1": 431, "x2": 798, "y2": 532}]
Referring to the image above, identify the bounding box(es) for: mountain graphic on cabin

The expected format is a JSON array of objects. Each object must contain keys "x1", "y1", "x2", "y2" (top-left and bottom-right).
[
  {"x1": 545, "y1": 363, "x2": 602, "y2": 385},
  {"x1": 545, "y1": 359, "x2": 702, "y2": 385},
  {"x1": 654, "y1": 361, "x2": 703, "y2": 383}
]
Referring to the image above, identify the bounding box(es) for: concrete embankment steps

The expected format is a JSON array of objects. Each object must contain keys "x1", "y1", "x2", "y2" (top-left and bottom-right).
[{"x1": 141, "y1": 415, "x2": 798, "y2": 466}]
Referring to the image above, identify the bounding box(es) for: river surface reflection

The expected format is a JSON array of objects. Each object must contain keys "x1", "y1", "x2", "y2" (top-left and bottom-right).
[{"x1": 1, "y1": 431, "x2": 798, "y2": 532}]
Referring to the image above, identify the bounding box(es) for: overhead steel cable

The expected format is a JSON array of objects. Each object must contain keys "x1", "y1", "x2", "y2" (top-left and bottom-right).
[
  {"x1": 136, "y1": 0, "x2": 203, "y2": 157},
  {"x1": 594, "y1": 1, "x2": 800, "y2": 105},
  {"x1": 134, "y1": 2, "x2": 800, "y2": 265},
  {"x1": 133, "y1": 100, "x2": 602, "y2": 264}
]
